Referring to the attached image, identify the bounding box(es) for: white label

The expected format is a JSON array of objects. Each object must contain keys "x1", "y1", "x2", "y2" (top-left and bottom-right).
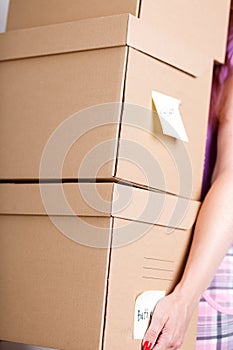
[
  {"x1": 152, "y1": 91, "x2": 189, "y2": 142},
  {"x1": 133, "y1": 290, "x2": 166, "y2": 339}
]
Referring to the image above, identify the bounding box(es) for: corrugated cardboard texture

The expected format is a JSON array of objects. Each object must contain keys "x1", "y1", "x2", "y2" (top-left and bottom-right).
[
  {"x1": 0, "y1": 183, "x2": 200, "y2": 229},
  {"x1": 6, "y1": 0, "x2": 140, "y2": 29},
  {"x1": 0, "y1": 44, "x2": 127, "y2": 179},
  {"x1": 0, "y1": 14, "x2": 130, "y2": 61},
  {"x1": 0, "y1": 15, "x2": 213, "y2": 199},
  {"x1": 140, "y1": 0, "x2": 231, "y2": 63},
  {"x1": 0, "y1": 15, "x2": 211, "y2": 76},
  {"x1": 104, "y1": 217, "x2": 197, "y2": 349},
  {"x1": 0, "y1": 212, "x2": 197, "y2": 349},
  {"x1": 0, "y1": 182, "x2": 200, "y2": 347},
  {"x1": 119, "y1": 48, "x2": 213, "y2": 200},
  {"x1": 0, "y1": 214, "x2": 112, "y2": 349},
  {"x1": 6, "y1": 0, "x2": 231, "y2": 62},
  {"x1": 0, "y1": 183, "x2": 114, "y2": 216}
]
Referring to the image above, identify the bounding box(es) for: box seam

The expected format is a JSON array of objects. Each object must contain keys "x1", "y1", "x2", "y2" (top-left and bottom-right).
[
  {"x1": 112, "y1": 44, "x2": 130, "y2": 177},
  {"x1": 137, "y1": 0, "x2": 143, "y2": 18},
  {"x1": 100, "y1": 216, "x2": 114, "y2": 350},
  {"x1": 130, "y1": 45, "x2": 197, "y2": 78},
  {"x1": 0, "y1": 45, "x2": 127, "y2": 63}
]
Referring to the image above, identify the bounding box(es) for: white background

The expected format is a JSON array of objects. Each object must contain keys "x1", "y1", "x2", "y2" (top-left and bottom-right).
[
  {"x1": 0, "y1": 0, "x2": 57, "y2": 349},
  {"x1": 0, "y1": 0, "x2": 9, "y2": 32}
]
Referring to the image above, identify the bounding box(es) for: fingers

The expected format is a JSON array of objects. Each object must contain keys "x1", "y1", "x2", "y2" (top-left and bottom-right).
[
  {"x1": 142, "y1": 293, "x2": 188, "y2": 350},
  {"x1": 142, "y1": 317, "x2": 183, "y2": 350},
  {"x1": 153, "y1": 328, "x2": 183, "y2": 350},
  {"x1": 142, "y1": 311, "x2": 168, "y2": 349}
]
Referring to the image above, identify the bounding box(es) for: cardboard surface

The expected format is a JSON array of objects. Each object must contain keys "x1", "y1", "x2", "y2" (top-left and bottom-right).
[
  {"x1": 6, "y1": 0, "x2": 141, "y2": 29},
  {"x1": 0, "y1": 182, "x2": 199, "y2": 349},
  {"x1": 0, "y1": 14, "x2": 130, "y2": 61},
  {"x1": 140, "y1": 0, "x2": 231, "y2": 63},
  {"x1": 0, "y1": 15, "x2": 213, "y2": 200},
  {"x1": 0, "y1": 214, "x2": 112, "y2": 350},
  {"x1": 6, "y1": 0, "x2": 231, "y2": 62},
  {"x1": 104, "y1": 217, "x2": 198, "y2": 350},
  {"x1": 118, "y1": 48, "x2": 213, "y2": 200},
  {"x1": 0, "y1": 14, "x2": 210, "y2": 76},
  {"x1": 0, "y1": 183, "x2": 200, "y2": 229}
]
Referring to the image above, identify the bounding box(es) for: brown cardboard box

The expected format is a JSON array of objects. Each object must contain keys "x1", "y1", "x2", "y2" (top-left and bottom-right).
[
  {"x1": 0, "y1": 182, "x2": 200, "y2": 349},
  {"x1": 0, "y1": 14, "x2": 213, "y2": 200},
  {"x1": 6, "y1": 0, "x2": 231, "y2": 63}
]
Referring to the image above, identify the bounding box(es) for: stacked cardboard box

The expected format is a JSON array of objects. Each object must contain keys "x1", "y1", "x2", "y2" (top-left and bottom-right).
[
  {"x1": 0, "y1": 182, "x2": 200, "y2": 349},
  {"x1": 0, "y1": 14, "x2": 214, "y2": 199},
  {"x1": 6, "y1": 0, "x2": 231, "y2": 63},
  {"x1": 0, "y1": 1, "x2": 231, "y2": 349}
]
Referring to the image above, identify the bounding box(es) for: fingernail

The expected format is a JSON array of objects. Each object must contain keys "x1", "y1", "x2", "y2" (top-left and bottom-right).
[
  {"x1": 147, "y1": 342, "x2": 153, "y2": 350},
  {"x1": 143, "y1": 341, "x2": 153, "y2": 350}
]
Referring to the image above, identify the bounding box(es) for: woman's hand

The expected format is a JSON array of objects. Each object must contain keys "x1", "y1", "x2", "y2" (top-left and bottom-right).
[{"x1": 142, "y1": 288, "x2": 197, "y2": 350}]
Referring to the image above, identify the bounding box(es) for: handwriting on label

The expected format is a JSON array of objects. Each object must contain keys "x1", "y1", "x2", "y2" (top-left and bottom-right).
[
  {"x1": 152, "y1": 91, "x2": 189, "y2": 142},
  {"x1": 134, "y1": 290, "x2": 166, "y2": 339}
]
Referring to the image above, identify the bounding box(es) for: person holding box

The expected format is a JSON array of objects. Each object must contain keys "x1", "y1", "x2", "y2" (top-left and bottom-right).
[{"x1": 142, "y1": 7, "x2": 233, "y2": 350}]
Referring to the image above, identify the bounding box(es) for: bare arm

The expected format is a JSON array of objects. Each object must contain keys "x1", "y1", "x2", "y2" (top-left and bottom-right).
[
  {"x1": 142, "y1": 77, "x2": 233, "y2": 350},
  {"x1": 175, "y1": 76, "x2": 233, "y2": 303}
]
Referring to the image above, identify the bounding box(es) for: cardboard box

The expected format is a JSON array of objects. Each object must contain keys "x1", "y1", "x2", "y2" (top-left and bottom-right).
[
  {"x1": 6, "y1": 0, "x2": 231, "y2": 62},
  {"x1": 0, "y1": 182, "x2": 200, "y2": 349},
  {"x1": 0, "y1": 15, "x2": 213, "y2": 200}
]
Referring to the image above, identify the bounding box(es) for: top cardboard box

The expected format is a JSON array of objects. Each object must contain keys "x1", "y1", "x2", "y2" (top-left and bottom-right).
[{"x1": 6, "y1": 0, "x2": 232, "y2": 63}]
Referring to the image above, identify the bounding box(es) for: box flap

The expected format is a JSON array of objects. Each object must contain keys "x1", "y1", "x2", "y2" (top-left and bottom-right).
[
  {"x1": 0, "y1": 182, "x2": 200, "y2": 230},
  {"x1": 127, "y1": 15, "x2": 212, "y2": 77},
  {"x1": 112, "y1": 183, "x2": 201, "y2": 230},
  {"x1": 0, "y1": 183, "x2": 114, "y2": 217},
  {"x1": 0, "y1": 13, "x2": 211, "y2": 76}
]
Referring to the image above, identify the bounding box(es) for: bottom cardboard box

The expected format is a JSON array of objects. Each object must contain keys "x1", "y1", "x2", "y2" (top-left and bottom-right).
[{"x1": 0, "y1": 183, "x2": 200, "y2": 349}]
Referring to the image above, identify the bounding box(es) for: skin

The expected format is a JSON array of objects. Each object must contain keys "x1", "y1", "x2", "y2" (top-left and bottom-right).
[{"x1": 142, "y1": 75, "x2": 233, "y2": 349}]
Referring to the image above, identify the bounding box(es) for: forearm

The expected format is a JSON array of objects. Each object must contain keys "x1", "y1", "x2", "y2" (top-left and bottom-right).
[
  {"x1": 142, "y1": 171, "x2": 233, "y2": 350},
  {"x1": 174, "y1": 170, "x2": 233, "y2": 306}
]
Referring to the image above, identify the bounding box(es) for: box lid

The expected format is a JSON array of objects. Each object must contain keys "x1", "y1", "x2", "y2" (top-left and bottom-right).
[
  {"x1": 6, "y1": 0, "x2": 231, "y2": 63},
  {"x1": 0, "y1": 182, "x2": 200, "y2": 230},
  {"x1": 0, "y1": 14, "x2": 211, "y2": 77}
]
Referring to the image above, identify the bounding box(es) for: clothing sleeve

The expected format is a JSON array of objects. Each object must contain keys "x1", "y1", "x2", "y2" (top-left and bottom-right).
[{"x1": 218, "y1": 17, "x2": 233, "y2": 83}]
